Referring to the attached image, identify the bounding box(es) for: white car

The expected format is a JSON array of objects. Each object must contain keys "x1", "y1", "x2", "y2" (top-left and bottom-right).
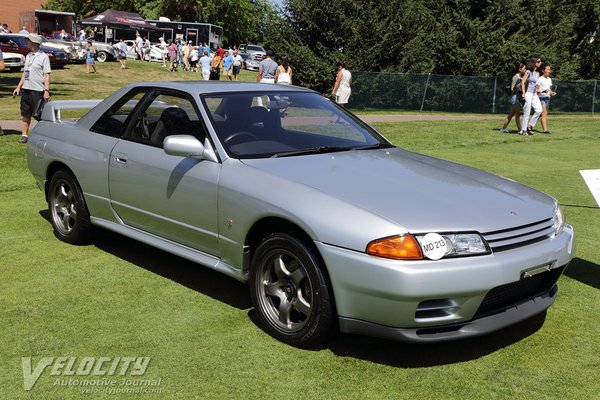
[
  {"x1": 2, "y1": 51, "x2": 25, "y2": 72},
  {"x1": 124, "y1": 40, "x2": 165, "y2": 62}
]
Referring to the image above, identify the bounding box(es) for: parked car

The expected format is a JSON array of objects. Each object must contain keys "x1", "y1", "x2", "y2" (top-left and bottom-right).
[
  {"x1": 83, "y1": 41, "x2": 117, "y2": 63},
  {"x1": 42, "y1": 31, "x2": 86, "y2": 62},
  {"x1": 26, "y1": 82, "x2": 575, "y2": 348},
  {"x1": 240, "y1": 52, "x2": 260, "y2": 71},
  {"x1": 1, "y1": 51, "x2": 25, "y2": 72},
  {"x1": 239, "y1": 44, "x2": 266, "y2": 61},
  {"x1": 0, "y1": 34, "x2": 68, "y2": 69},
  {"x1": 123, "y1": 40, "x2": 164, "y2": 62}
]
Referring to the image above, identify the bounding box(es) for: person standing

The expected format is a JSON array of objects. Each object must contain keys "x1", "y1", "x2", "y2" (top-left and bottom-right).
[
  {"x1": 222, "y1": 50, "x2": 234, "y2": 80},
  {"x1": 232, "y1": 49, "x2": 243, "y2": 81},
  {"x1": 275, "y1": 56, "x2": 292, "y2": 85},
  {"x1": 537, "y1": 63, "x2": 557, "y2": 134},
  {"x1": 115, "y1": 38, "x2": 128, "y2": 69},
  {"x1": 189, "y1": 46, "x2": 199, "y2": 72},
  {"x1": 167, "y1": 39, "x2": 177, "y2": 72},
  {"x1": 12, "y1": 34, "x2": 51, "y2": 144},
  {"x1": 158, "y1": 37, "x2": 167, "y2": 67},
  {"x1": 135, "y1": 32, "x2": 144, "y2": 61},
  {"x1": 85, "y1": 40, "x2": 97, "y2": 74},
  {"x1": 519, "y1": 57, "x2": 542, "y2": 135},
  {"x1": 181, "y1": 41, "x2": 191, "y2": 71},
  {"x1": 330, "y1": 61, "x2": 352, "y2": 107},
  {"x1": 210, "y1": 52, "x2": 223, "y2": 80},
  {"x1": 257, "y1": 50, "x2": 278, "y2": 83},
  {"x1": 500, "y1": 63, "x2": 526, "y2": 133},
  {"x1": 199, "y1": 50, "x2": 211, "y2": 80}
]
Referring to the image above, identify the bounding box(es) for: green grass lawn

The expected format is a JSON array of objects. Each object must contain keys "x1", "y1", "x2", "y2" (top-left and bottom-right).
[{"x1": 1, "y1": 61, "x2": 599, "y2": 399}]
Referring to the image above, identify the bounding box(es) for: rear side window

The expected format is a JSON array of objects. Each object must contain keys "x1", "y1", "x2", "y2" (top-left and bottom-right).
[{"x1": 91, "y1": 90, "x2": 146, "y2": 137}]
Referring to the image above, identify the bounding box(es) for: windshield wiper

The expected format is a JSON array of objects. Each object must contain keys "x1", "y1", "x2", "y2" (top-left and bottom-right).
[
  {"x1": 352, "y1": 143, "x2": 395, "y2": 150},
  {"x1": 272, "y1": 146, "x2": 352, "y2": 158}
]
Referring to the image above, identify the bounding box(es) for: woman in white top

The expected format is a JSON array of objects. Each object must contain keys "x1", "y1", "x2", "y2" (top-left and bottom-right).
[
  {"x1": 537, "y1": 63, "x2": 557, "y2": 134},
  {"x1": 519, "y1": 57, "x2": 542, "y2": 135},
  {"x1": 275, "y1": 56, "x2": 292, "y2": 85},
  {"x1": 330, "y1": 61, "x2": 352, "y2": 106}
]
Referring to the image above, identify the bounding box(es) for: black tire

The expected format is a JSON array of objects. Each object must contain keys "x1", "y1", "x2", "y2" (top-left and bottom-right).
[
  {"x1": 250, "y1": 233, "x2": 335, "y2": 347},
  {"x1": 96, "y1": 51, "x2": 108, "y2": 63},
  {"x1": 47, "y1": 170, "x2": 93, "y2": 244}
]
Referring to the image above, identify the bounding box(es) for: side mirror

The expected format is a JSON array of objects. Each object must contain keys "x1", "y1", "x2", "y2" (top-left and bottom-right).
[{"x1": 163, "y1": 135, "x2": 218, "y2": 162}]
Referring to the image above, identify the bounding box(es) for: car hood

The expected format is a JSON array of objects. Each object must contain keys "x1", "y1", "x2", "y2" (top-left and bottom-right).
[{"x1": 241, "y1": 148, "x2": 555, "y2": 233}]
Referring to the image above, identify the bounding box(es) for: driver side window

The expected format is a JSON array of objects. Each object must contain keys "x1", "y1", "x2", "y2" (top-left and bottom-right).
[{"x1": 127, "y1": 92, "x2": 206, "y2": 147}]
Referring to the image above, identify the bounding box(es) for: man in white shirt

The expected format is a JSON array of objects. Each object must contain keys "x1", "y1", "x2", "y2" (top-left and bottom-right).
[
  {"x1": 232, "y1": 50, "x2": 243, "y2": 81},
  {"x1": 12, "y1": 34, "x2": 51, "y2": 144}
]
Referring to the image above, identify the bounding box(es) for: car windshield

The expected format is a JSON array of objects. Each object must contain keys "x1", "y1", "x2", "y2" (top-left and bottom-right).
[
  {"x1": 202, "y1": 91, "x2": 392, "y2": 159},
  {"x1": 247, "y1": 45, "x2": 264, "y2": 52}
]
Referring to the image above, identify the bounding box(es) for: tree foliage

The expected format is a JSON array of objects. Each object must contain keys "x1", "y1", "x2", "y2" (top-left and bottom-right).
[{"x1": 262, "y1": 0, "x2": 600, "y2": 91}]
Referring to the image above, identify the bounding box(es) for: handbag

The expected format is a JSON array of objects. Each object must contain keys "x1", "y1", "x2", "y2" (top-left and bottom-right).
[{"x1": 32, "y1": 98, "x2": 47, "y2": 121}]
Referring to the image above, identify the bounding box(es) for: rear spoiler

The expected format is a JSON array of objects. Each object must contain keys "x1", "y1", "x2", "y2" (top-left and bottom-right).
[{"x1": 40, "y1": 100, "x2": 103, "y2": 123}]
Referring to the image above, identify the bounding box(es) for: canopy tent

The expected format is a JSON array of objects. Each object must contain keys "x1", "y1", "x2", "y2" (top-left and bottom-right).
[{"x1": 81, "y1": 9, "x2": 163, "y2": 32}]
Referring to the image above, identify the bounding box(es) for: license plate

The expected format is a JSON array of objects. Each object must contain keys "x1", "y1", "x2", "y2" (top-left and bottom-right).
[{"x1": 521, "y1": 263, "x2": 553, "y2": 279}]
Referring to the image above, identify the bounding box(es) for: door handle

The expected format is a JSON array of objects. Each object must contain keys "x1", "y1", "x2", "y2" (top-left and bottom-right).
[{"x1": 114, "y1": 153, "x2": 128, "y2": 164}]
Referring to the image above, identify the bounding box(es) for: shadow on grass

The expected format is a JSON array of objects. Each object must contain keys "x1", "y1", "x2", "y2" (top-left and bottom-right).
[
  {"x1": 564, "y1": 257, "x2": 600, "y2": 290},
  {"x1": 39, "y1": 209, "x2": 251, "y2": 310},
  {"x1": 93, "y1": 230, "x2": 251, "y2": 310}
]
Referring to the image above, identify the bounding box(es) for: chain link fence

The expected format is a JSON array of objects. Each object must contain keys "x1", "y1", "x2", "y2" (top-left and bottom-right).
[{"x1": 350, "y1": 71, "x2": 600, "y2": 114}]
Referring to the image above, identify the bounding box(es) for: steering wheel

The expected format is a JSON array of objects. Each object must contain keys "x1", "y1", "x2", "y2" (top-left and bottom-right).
[{"x1": 224, "y1": 131, "x2": 258, "y2": 146}]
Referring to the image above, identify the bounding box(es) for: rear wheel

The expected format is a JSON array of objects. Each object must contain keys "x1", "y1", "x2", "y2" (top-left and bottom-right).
[
  {"x1": 250, "y1": 233, "x2": 335, "y2": 347},
  {"x1": 48, "y1": 170, "x2": 93, "y2": 244}
]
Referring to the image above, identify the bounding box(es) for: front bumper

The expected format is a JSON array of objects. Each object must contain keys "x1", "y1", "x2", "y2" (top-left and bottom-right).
[{"x1": 317, "y1": 224, "x2": 574, "y2": 342}]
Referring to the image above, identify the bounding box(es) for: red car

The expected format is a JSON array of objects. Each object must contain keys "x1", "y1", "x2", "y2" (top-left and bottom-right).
[{"x1": 0, "y1": 34, "x2": 68, "y2": 69}]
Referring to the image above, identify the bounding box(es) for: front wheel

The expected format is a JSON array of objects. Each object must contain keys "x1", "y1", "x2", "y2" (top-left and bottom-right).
[
  {"x1": 48, "y1": 170, "x2": 93, "y2": 244},
  {"x1": 96, "y1": 51, "x2": 108, "y2": 62},
  {"x1": 250, "y1": 233, "x2": 336, "y2": 347}
]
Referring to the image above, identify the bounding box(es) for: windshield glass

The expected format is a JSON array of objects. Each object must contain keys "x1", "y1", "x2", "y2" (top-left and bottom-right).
[
  {"x1": 202, "y1": 91, "x2": 390, "y2": 159},
  {"x1": 247, "y1": 45, "x2": 264, "y2": 52}
]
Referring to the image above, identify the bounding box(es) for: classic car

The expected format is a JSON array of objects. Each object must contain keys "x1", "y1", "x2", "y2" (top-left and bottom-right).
[
  {"x1": 0, "y1": 34, "x2": 68, "y2": 69},
  {"x1": 123, "y1": 40, "x2": 164, "y2": 62},
  {"x1": 240, "y1": 52, "x2": 260, "y2": 71},
  {"x1": 26, "y1": 82, "x2": 575, "y2": 347},
  {"x1": 42, "y1": 32, "x2": 86, "y2": 62},
  {"x1": 1, "y1": 51, "x2": 25, "y2": 72}
]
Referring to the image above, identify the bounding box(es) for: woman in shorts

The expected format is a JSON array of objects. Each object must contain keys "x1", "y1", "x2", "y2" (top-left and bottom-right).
[
  {"x1": 85, "y1": 41, "x2": 97, "y2": 74},
  {"x1": 500, "y1": 63, "x2": 526, "y2": 133},
  {"x1": 537, "y1": 63, "x2": 557, "y2": 134}
]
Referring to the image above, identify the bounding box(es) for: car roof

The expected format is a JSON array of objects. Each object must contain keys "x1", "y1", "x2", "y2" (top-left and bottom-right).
[{"x1": 125, "y1": 81, "x2": 313, "y2": 95}]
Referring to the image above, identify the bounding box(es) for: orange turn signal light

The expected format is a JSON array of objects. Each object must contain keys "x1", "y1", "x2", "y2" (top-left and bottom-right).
[{"x1": 366, "y1": 235, "x2": 423, "y2": 260}]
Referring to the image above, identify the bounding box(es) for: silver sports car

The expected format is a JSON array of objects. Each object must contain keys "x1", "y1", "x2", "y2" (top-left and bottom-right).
[{"x1": 27, "y1": 82, "x2": 575, "y2": 347}]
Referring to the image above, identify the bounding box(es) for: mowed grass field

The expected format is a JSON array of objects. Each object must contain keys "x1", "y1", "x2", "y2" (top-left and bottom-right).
[{"x1": 1, "y1": 61, "x2": 599, "y2": 399}]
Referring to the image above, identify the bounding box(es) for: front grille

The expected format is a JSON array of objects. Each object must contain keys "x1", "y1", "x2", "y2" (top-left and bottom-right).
[
  {"x1": 55, "y1": 53, "x2": 68, "y2": 60},
  {"x1": 474, "y1": 266, "x2": 564, "y2": 319},
  {"x1": 482, "y1": 218, "x2": 554, "y2": 252},
  {"x1": 4, "y1": 57, "x2": 21, "y2": 63}
]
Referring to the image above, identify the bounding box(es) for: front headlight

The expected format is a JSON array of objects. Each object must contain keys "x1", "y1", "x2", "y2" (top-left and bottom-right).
[
  {"x1": 552, "y1": 202, "x2": 565, "y2": 236},
  {"x1": 415, "y1": 232, "x2": 490, "y2": 260}
]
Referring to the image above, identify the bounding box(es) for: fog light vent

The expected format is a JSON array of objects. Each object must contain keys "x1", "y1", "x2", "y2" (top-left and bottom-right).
[{"x1": 415, "y1": 299, "x2": 458, "y2": 319}]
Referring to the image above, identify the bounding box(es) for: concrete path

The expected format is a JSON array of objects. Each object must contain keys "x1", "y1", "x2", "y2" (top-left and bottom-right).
[{"x1": 1, "y1": 113, "x2": 501, "y2": 135}]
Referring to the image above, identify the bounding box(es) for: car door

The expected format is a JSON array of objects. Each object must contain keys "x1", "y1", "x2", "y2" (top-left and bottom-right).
[{"x1": 108, "y1": 88, "x2": 221, "y2": 256}]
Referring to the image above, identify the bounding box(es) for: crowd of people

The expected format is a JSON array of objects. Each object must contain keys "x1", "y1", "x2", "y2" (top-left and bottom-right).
[
  {"x1": 1, "y1": 29, "x2": 353, "y2": 143},
  {"x1": 501, "y1": 56, "x2": 557, "y2": 135}
]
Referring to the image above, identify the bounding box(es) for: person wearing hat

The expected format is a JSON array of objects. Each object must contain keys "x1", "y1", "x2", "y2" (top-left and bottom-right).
[{"x1": 12, "y1": 33, "x2": 51, "y2": 144}]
